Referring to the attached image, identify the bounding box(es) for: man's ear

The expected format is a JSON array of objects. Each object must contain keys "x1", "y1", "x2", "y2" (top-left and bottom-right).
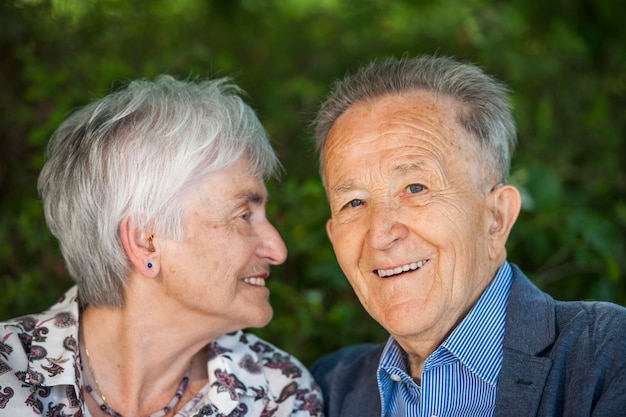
[
  {"x1": 326, "y1": 218, "x2": 335, "y2": 245},
  {"x1": 119, "y1": 218, "x2": 159, "y2": 276},
  {"x1": 486, "y1": 184, "x2": 521, "y2": 260}
]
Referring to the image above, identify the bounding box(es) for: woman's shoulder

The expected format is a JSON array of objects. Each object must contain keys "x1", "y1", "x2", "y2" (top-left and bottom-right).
[
  {"x1": 0, "y1": 287, "x2": 82, "y2": 413},
  {"x1": 209, "y1": 330, "x2": 324, "y2": 415},
  {"x1": 212, "y1": 330, "x2": 310, "y2": 379}
]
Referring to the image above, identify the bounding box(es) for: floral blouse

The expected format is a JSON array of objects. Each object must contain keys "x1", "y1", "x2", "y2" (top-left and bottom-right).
[{"x1": 0, "y1": 287, "x2": 323, "y2": 416}]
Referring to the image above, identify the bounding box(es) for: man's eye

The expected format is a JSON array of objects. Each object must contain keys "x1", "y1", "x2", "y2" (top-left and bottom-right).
[
  {"x1": 240, "y1": 212, "x2": 251, "y2": 220},
  {"x1": 344, "y1": 199, "x2": 364, "y2": 209},
  {"x1": 406, "y1": 184, "x2": 424, "y2": 194}
]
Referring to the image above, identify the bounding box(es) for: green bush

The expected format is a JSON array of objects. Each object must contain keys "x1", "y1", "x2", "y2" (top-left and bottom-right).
[{"x1": 1, "y1": 0, "x2": 624, "y2": 366}]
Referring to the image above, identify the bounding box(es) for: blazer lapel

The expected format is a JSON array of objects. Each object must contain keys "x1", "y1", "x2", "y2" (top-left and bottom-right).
[
  {"x1": 495, "y1": 348, "x2": 553, "y2": 417},
  {"x1": 495, "y1": 264, "x2": 557, "y2": 417}
]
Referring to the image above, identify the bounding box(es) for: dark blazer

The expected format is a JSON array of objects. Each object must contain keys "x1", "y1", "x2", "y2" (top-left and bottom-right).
[{"x1": 311, "y1": 264, "x2": 626, "y2": 417}]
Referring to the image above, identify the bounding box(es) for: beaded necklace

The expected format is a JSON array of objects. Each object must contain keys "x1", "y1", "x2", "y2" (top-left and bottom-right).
[{"x1": 80, "y1": 342, "x2": 190, "y2": 417}]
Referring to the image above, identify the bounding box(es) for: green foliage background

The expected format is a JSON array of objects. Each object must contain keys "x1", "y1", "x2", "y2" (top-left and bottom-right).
[{"x1": 1, "y1": 0, "x2": 625, "y2": 366}]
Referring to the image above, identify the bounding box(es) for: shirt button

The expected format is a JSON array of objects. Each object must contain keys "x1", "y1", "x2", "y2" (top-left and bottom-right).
[{"x1": 390, "y1": 374, "x2": 401, "y2": 382}]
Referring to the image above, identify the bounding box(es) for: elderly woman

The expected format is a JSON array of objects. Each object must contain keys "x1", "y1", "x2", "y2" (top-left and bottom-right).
[{"x1": 0, "y1": 76, "x2": 323, "y2": 416}]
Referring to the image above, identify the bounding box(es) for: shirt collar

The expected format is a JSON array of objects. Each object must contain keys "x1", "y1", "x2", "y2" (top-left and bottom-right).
[
  {"x1": 376, "y1": 337, "x2": 409, "y2": 417},
  {"x1": 439, "y1": 261, "x2": 513, "y2": 386},
  {"x1": 378, "y1": 261, "x2": 513, "y2": 387}
]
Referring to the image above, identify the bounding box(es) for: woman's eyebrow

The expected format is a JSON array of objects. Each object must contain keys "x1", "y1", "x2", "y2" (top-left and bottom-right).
[{"x1": 233, "y1": 190, "x2": 266, "y2": 205}]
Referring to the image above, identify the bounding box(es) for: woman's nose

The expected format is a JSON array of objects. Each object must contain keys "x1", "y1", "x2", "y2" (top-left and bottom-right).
[{"x1": 257, "y1": 220, "x2": 288, "y2": 265}]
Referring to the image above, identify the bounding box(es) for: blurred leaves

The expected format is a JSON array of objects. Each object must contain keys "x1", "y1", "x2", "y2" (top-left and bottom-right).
[{"x1": 1, "y1": 0, "x2": 624, "y2": 365}]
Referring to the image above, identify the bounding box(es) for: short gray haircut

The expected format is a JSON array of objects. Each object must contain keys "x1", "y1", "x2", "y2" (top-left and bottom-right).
[
  {"x1": 314, "y1": 55, "x2": 516, "y2": 187},
  {"x1": 38, "y1": 75, "x2": 281, "y2": 308}
]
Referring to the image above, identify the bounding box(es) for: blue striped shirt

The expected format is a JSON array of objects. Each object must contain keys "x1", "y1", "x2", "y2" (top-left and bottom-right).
[{"x1": 376, "y1": 262, "x2": 513, "y2": 417}]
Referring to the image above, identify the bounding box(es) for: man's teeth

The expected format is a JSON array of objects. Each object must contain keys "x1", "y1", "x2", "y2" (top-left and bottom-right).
[
  {"x1": 243, "y1": 277, "x2": 266, "y2": 286},
  {"x1": 377, "y1": 260, "x2": 427, "y2": 278}
]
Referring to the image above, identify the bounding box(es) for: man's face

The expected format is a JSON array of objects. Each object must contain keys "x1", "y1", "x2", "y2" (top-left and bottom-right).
[
  {"x1": 159, "y1": 157, "x2": 287, "y2": 333},
  {"x1": 323, "y1": 91, "x2": 502, "y2": 346}
]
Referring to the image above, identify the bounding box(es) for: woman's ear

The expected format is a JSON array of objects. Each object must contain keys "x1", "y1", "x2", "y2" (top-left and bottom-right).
[
  {"x1": 486, "y1": 184, "x2": 522, "y2": 260},
  {"x1": 119, "y1": 218, "x2": 159, "y2": 276}
]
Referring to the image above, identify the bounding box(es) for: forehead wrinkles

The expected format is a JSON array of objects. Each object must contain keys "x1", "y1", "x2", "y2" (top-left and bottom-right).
[{"x1": 324, "y1": 95, "x2": 460, "y2": 189}]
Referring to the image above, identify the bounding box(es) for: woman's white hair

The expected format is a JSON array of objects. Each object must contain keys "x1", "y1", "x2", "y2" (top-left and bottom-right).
[{"x1": 38, "y1": 75, "x2": 281, "y2": 308}]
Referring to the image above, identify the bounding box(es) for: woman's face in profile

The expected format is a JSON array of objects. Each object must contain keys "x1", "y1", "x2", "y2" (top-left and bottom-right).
[{"x1": 156, "y1": 157, "x2": 287, "y2": 333}]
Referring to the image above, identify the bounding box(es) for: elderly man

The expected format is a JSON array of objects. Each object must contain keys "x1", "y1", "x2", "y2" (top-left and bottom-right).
[{"x1": 310, "y1": 55, "x2": 626, "y2": 417}]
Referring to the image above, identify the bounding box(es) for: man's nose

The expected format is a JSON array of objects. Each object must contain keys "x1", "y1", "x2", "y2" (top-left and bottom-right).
[{"x1": 366, "y1": 204, "x2": 409, "y2": 251}]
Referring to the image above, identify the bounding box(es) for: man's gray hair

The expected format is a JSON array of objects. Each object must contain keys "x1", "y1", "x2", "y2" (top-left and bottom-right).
[
  {"x1": 38, "y1": 75, "x2": 281, "y2": 308},
  {"x1": 314, "y1": 55, "x2": 516, "y2": 187}
]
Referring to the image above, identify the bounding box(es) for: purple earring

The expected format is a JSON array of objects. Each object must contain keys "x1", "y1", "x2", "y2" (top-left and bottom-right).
[{"x1": 147, "y1": 262, "x2": 153, "y2": 269}]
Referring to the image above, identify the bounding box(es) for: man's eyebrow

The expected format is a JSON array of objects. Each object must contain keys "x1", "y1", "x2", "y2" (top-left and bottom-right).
[
  {"x1": 330, "y1": 162, "x2": 426, "y2": 195},
  {"x1": 392, "y1": 161, "x2": 424, "y2": 175},
  {"x1": 394, "y1": 160, "x2": 449, "y2": 184},
  {"x1": 330, "y1": 181, "x2": 355, "y2": 196}
]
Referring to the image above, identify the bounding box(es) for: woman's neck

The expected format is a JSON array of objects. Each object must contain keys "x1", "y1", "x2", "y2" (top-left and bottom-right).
[{"x1": 79, "y1": 286, "x2": 212, "y2": 416}]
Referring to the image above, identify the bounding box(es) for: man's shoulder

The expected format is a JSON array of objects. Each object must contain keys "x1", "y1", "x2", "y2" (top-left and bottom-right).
[
  {"x1": 554, "y1": 298, "x2": 626, "y2": 324},
  {"x1": 311, "y1": 343, "x2": 384, "y2": 417},
  {"x1": 310, "y1": 343, "x2": 384, "y2": 397},
  {"x1": 552, "y1": 298, "x2": 626, "y2": 352},
  {"x1": 501, "y1": 287, "x2": 626, "y2": 414},
  {"x1": 311, "y1": 343, "x2": 384, "y2": 376},
  {"x1": 507, "y1": 264, "x2": 626, "y2": 350}
]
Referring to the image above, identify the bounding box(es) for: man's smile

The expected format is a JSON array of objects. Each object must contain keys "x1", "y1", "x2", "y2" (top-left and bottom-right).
[{"x1": 376, "y1": 259, "x2": 428, "y2": 278}]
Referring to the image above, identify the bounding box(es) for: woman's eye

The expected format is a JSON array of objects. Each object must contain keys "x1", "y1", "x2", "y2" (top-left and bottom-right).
[
  {"x1": 240, "y1": 212, "x2": 251, "y2": 221},
  {"x1": 406, "y1": 184, "x2": 424, "y2": 194}
]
